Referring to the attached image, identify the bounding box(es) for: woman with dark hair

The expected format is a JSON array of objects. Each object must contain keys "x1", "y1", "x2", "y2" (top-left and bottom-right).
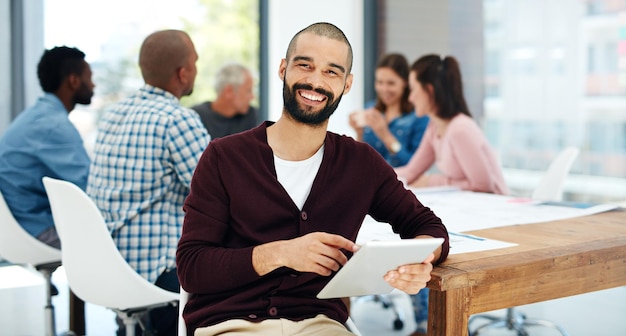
[
  {"x1": 349, "y1": 53, "x2": 431, "y2": 336},
  {"x1": 395, "y1": 54, "x2": 508, "y2": 336},
  {"x1": 349, "y1": 53, "x2": 429, "y2": 167},
  {"x1": 396, "y1": 54, "x2": 508, "y2": 195}
]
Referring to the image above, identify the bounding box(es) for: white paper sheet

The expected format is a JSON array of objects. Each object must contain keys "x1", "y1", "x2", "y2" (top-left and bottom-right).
[
  {"x1": 447, "y1": 232, "x2": 517, "y2": 255},
  {"x1": 356, "y1": 189, "x2": 619, "y2": 255},
  {"x1": 413, "y1": 190, "x2": 619, "y2": 233},
  {"x1": 356, "y1": 216, "x2": 517, "y2": 255}
]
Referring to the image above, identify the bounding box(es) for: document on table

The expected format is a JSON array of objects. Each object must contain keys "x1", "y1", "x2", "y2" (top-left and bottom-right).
[
  {"x1": 447, "y1": 231, "x2": 517, "y2": 255},
  {"x1": 411, "y1": 190, "x2": 620, "y2": 233},
  {"x1": 357, "y1": 188, "x2": 619, "y2": 255},
  {"x1": 409, "y1": 185, "x2": 461, "y2": 194},
  {"x1": 356, "y1": 216, "x2": 517, "y2": 255}
]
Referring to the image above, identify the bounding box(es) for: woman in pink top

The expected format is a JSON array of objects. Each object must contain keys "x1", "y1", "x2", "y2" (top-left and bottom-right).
[{"x1": 395, "y1": 55, "x2": 508, "y2": 195}]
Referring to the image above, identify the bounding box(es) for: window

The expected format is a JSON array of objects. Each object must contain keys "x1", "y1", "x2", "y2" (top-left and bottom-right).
[
  {"x1": 484, "y1": 0, "x2": 626, "y2": 202},
  {"x1": 44, "y1": 0, "x2": 259, "y2": 152}
]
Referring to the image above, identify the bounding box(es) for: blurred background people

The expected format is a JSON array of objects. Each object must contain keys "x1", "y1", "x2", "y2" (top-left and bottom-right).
[
  {"x1": 349, "y1": 53, "x2": 429, "y2": 167},
  {"x1": 87, "y1": 29, "x2": 209, "y2": 335},
  {"x1": 191, "y1": 62, "x2": 258, "y2": 139},
  {"x1": 395, "y1": 54, "x2": 508, "y2": 336},
  {"x1": 349, "y1": 52, "x2": 432, "y2": 336},
  {"x1": 0, "y1": 46, "x2": 94, "y2": 249},
  {"x1": 396, "y1": 54, "x2": 508, "y2": 195}
]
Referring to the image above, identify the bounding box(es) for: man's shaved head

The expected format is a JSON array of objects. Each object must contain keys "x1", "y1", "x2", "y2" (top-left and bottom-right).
[
  {"x1": 286, "y1": 22, "x2": 353, "y2": 73},
  {"x1": 139, "y1": 30, "x2": 194, "y2": 87}
]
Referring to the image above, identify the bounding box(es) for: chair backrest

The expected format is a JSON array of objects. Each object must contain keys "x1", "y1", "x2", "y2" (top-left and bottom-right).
[
  {"x1": 531, "y1": 147, "x2": 580, "y2": 201},
  {"x1": 42, "y1": 177, "x2": 178, "y2": 310},
  {"x1": 0, "y1": 189, "x2": 60, "y2": 266}
]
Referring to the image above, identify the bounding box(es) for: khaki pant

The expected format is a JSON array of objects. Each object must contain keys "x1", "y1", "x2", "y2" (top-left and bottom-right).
[{"x1": 194, "y1": 314, "x2": 356, "y2": 336}]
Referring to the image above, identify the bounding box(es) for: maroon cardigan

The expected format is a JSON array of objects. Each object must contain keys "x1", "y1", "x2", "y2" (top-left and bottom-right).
[{"x1": 177, "y1": 122, "x2": 449, "y2": 333}]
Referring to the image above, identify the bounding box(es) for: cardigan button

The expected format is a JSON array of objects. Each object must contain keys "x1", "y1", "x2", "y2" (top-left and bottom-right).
[
  {"x1": 300, "y1": 211, "x2": 308, "y2": 221},
  {"x1": 248, "y1": 314, "x2": 257, "y2": 319},
  {"x1": 268, "y1": 307, "x2": 278, "y2": 316}
]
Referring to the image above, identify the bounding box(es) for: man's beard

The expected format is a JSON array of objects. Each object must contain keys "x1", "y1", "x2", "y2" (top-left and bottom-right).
[
  {"x1": 283, "y1": 81, "x2": 344, "y2": 126},
  {"x1": 183, "y1": 85, "x2": 194, "y2": 97},
  {"x1": 73, "y1": 81, "x2": 93, "y2": 105}
]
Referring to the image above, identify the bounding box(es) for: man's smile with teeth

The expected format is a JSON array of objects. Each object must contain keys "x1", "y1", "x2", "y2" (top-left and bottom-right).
[{"x1": 299, "y1": 91, "x2": 326, "y2": 102}]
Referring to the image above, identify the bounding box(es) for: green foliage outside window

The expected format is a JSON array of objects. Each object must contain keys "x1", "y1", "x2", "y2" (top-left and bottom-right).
[{"x1": 181, "y1": 0, "x2": 260, "y2": 108}]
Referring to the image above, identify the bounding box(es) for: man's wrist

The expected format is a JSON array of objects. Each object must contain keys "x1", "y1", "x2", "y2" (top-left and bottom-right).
[{"x1": 253, "y1": 241, "x2": 283, "y2": 276}]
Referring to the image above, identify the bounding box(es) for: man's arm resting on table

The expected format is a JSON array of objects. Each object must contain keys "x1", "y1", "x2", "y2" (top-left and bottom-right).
[{"x1": 416, "y1": 234, "x2": 443, "y2": 262}]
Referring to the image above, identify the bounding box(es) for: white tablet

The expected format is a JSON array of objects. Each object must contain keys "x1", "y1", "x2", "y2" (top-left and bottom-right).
[{"x1": 317, "y1": 238, "x2": 444, "y2": 299}]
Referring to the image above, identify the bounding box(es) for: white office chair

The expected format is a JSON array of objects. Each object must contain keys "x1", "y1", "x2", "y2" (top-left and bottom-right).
[
  {"x1": 352, "y1": 294, "x2": 405, "y2": 330},
  {"x1": 469, "y1": 147, "x2": 579, "y2": 336},
  {"x1": 42, "y1": 177, "x2": 178, "y2": 336},
  {"x1": 531, "y1": 146, "x2": 580, "y2": 201},
  {"x1": 0, "y1": 189, "x2": 61, "y2": 336}
]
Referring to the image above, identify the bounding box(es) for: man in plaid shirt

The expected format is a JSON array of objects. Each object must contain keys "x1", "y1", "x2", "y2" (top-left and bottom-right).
[{"x1": 87, "y1": 29, "x2": 209, "y2": 335}]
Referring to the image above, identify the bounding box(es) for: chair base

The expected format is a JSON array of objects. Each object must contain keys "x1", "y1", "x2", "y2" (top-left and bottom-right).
[
  {"x1": 36, "y1": 261, "x2": 62, "y2": 336},
  {"x1": 114, "y1": 301, "x2": 178, "y2": 336},
  {"x1": 354, "y1": 294, "x2": 405, "y2": 330},
  {"x1": 469, "y1": 307, "x2": 570, "y2": 336}
]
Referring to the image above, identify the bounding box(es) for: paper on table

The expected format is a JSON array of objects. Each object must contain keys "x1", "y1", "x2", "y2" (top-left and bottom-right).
[
  {"x1": 356, "y1": 216, "x2": 516, "y2": 255},
  {"x1": 413, "y1": 191, "x2": 619, "y2": 233},
  {"x1": 409, "y1": 185, "x2": 461, "y2": 194},
  {"x1": 357, "y1": 190, "x2": 617, "y2": 255},
  {"x1": 448, "y1": 232, "x2": 517, "y2": 255}
]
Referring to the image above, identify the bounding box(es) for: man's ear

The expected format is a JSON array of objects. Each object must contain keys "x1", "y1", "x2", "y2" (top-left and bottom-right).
[
  {"x1": 222, "y1": 84, "x2": 235, "y2": 98},
  {"x1": 278, "y1": 59, "x2": 287, "y2": 80},
  {"x1": 67, "y1": 73, "x2": 81, "y2": 90},
  {"x1": 177, "y1": 67, "x2": 188, "y2": 85},
  {"x1": 342, "y1": 73, "x2": 354, "y2": 95}
]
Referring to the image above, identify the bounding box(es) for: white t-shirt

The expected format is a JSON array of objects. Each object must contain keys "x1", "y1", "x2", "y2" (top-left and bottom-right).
[{"x1": 274, "y1": 145, "x2": 324, "y2": 210}]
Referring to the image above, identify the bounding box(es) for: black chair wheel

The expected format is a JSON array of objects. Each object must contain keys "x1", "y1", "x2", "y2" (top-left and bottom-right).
[{"x1": 393, "y1": 318, "x2": 403, "y2": 330}]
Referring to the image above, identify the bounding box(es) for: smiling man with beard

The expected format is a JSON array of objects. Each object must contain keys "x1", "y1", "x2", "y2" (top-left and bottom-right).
[
  {"x1": 177, "y1": 22, "x2": 449, "y2": 336},
  {"x1": 283, "y1": 81, "x2": 343, "y2": 125}
]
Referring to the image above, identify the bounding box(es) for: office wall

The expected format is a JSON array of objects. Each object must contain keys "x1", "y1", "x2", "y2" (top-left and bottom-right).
[
  {"x1": 0, "y1": 0, "x2": 10, "y2": 132},
  {"x1": 0, "y1": 0, "x2": 44, "y2": 134},
  {"x1": 267, "y1": 0, "x2": 364, "y2": 137},
  {"x1": 21, "y1": 0, "x2": 45, "y2": 108}
]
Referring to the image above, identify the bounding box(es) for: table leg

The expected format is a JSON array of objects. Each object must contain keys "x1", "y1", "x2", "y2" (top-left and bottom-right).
[
  {"x1": 69, "y1": 289, "x2": 85, "y2": 335},
  {"x1": 427, "y1": 287, "x2": 470, "y2": 336}
]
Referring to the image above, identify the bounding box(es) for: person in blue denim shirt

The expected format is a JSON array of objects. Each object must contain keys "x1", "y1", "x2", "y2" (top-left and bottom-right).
[
  {"x1": 349, "y1": 53, "x2": 430, "y2": 336},
  {"x1": 349, "y1": 53, "x2": 429, "y2": 168},
  {"x1": 0, "y1": 46, "x2": 94, "y2": 249}
]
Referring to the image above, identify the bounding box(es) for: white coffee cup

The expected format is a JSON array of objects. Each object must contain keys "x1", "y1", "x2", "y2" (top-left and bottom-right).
[{"x1": 352, "y1": 111, "x2": 367, "y2": 127}]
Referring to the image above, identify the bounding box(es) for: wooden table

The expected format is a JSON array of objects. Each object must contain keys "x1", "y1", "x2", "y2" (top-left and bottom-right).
[{"x1": 426, "y1": 209, "x2": 626, "y2": 336}]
